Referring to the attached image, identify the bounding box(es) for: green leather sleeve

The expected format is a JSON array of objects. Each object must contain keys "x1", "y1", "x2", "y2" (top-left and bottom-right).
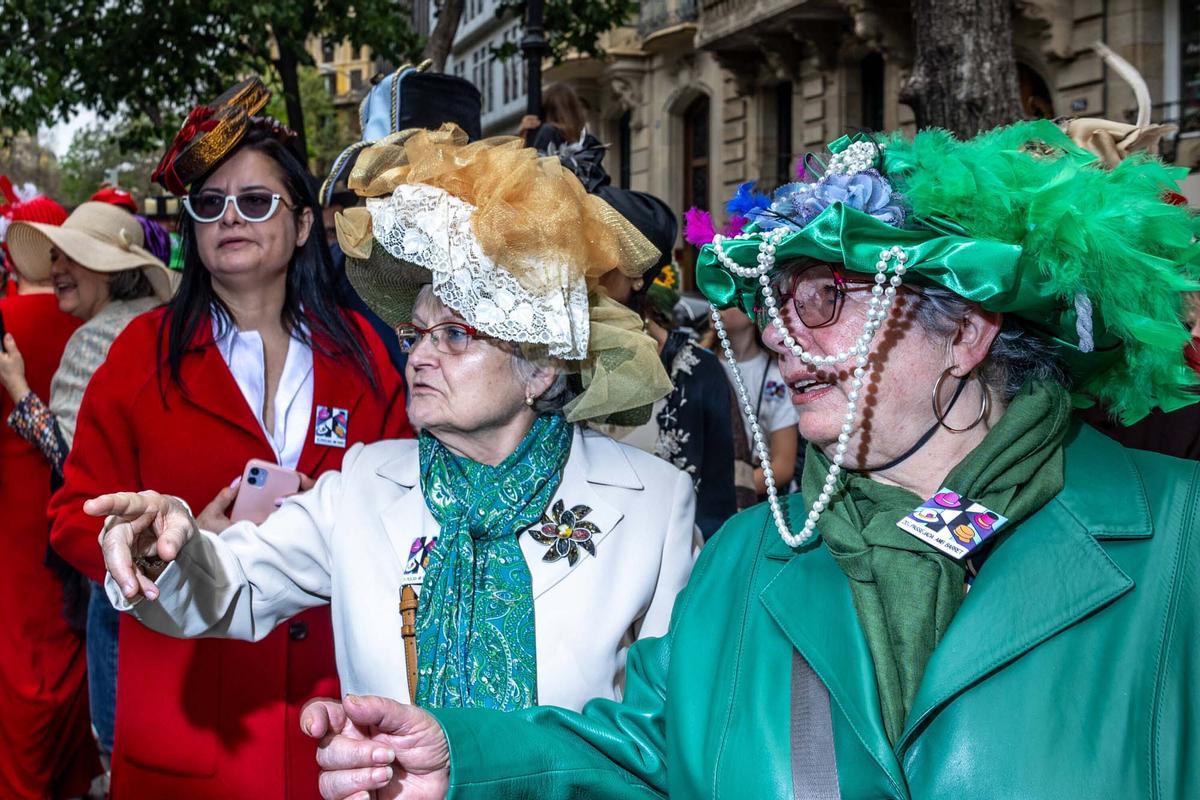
[
  {"x1": 431, "y1": 520, "x2": 726, "y2": 799},
  {"x1": 433, "y1": 634, "x2": 670, "y2": 799}
]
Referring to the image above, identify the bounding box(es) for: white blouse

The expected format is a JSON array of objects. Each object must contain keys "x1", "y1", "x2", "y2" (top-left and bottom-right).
[{"x1": 212, "y1": 318, "x2": 313, "y2": 469}]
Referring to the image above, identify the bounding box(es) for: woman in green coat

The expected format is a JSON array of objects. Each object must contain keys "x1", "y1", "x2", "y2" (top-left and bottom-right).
[{"x1": 303, "y1": 120, "x2": 1200, "y2": 799}]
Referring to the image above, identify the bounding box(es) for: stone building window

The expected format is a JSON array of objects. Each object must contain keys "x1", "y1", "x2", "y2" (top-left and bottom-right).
[
  {"x1": 1018, "y1": 64, "x2": 1054, "y2": 119},
  {"x1": 684, "y1": 96, "x2": 710, "y2": 211},
  {"x1": 861, "y1": 52, "x2": 885, "y2": 133},
  {"x1": 774, "y1": 82, "x2": 794, "y2": 187},
  {"x1": 618, "y1": 110, "x2": 632, "y2": 189},
  {"x1": 759, "y1": 82, "x2": 795, "y2": 190},
  {"x1": 682, "y1": 95, "x2": 710, "y2": 287},
  {"x1": 472, "y1": 48, "x2": 492, "y2": 114},
  {"x1": 501, "y1": 26, "x2": 524, "y2": 106}
]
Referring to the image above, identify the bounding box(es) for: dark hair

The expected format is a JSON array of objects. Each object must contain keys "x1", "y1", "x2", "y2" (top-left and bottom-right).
[
  {"x1": 543, "y1": 83, "x2": 587, "y2": 144},
  {"x1": 108, "y1": 267, "x2": 156, "y2": 302},
  {"x1": 160, "y1": 123, "x2": 375, "y2": 389}
]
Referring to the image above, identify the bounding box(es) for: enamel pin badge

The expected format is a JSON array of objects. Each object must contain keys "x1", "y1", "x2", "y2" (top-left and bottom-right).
[
  {"x1": 897, "y1": 488, "x2": 1008, "y2": 560},
  {"x1": 314, "y1": 405, "x2": 349, "y2": 448},
  {"x1": 401, "y1": 536, "x2": 437, "y2": 587}
]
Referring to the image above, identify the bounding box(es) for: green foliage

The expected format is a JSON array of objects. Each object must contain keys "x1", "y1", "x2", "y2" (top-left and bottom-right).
[
  {"x1": 493, "y1": 0, "x2": 636, "y2": 62},
  {"x1": 0, "y1": 0, "x2": 421, "y2": 147},
  {"x1": 58, "y1": 120, "x2": 163, "y2": 206},
  {"x1": 264, "y1": 67, "x2": 354, "y2": 175}
]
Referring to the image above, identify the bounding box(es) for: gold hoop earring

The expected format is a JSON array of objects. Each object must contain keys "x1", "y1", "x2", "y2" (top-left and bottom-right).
[{"x1": 931, "y1": 366, "x2": 989, "y2": 433}]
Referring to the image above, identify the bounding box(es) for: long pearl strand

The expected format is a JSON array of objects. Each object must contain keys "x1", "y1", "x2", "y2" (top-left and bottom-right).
[{"x1": 711, "y1": 236, "x2": 907, "y2": 548}]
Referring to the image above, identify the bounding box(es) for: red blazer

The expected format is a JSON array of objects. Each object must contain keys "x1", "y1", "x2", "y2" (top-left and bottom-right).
[
  {"x1": 49, "y1": 307, "x2": 412, "y2": 799},
  {"x1": 0, "y1": 294, "x2": 93, "y2": 799}
]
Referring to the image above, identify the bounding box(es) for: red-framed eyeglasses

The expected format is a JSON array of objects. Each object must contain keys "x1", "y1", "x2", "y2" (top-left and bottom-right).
[{"x1": 395, "y1": 322, "x2": 494, "y2": 355}]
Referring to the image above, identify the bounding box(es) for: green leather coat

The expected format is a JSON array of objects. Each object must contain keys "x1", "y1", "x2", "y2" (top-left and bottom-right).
[{"x1": 433, "y1": 424, "x2": 1200, "y2": 798}]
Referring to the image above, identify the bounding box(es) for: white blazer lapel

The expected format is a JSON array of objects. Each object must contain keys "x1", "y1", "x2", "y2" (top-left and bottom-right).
[
  {"x1": 375, "y1": 453, "x2": 440, "y2": 589},
  {"x1": 522, "y1": 428, "x2": 640, "y2": 600}
]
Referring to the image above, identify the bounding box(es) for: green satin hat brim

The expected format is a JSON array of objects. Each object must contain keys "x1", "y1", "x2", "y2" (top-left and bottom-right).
[
  {"x1": 695, "y1": 201, "x2": 1138, "y2": 396},
  {"x1": 696, "y1": 203, "x2": 1034, "y2": 317}
]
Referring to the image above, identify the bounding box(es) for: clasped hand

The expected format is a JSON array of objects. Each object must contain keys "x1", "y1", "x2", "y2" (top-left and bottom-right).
[
  {"x1": 86, "y1": 491, "x2": 197, "y2": 602},
  {"x1": 301, "y1": 695, "x2": 450, "y2": 800}
]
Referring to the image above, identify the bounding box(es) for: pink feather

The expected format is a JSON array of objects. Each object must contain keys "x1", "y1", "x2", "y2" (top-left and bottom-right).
[
  {"x1": 684, "y1": 207, "x2": 717, "y2": 246},
  {"x1": 723, "y1": 215, "x2": 748, "y2": 236}
]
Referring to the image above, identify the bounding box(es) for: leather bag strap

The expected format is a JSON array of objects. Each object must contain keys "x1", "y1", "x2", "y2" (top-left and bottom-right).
[{"x1": 400, "y1": 585, "x2": 420, "y2": 702}]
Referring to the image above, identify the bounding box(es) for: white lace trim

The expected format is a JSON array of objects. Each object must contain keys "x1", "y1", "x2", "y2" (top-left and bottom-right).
[{"x1": 367, "y1": 183, "x2": 590, "y2": 359}]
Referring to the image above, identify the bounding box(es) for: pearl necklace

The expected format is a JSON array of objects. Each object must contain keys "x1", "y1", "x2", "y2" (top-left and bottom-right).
[{"x1": 711, "y1": 234, "x2": 907, "y2": 548}]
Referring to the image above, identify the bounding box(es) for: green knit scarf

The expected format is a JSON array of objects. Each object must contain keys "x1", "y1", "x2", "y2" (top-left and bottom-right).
[{"x1": 802, "y1": 379, "x2": 1071, "y2": 744}]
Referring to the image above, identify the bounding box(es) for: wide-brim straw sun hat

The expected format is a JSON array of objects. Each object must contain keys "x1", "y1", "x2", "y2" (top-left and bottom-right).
[{"x1": 8, "y1": 201, "x2": 175, "y2": 301}]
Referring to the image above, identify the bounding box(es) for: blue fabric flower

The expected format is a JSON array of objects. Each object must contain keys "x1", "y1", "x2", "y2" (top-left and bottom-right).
[{"x1": 750, "y1": 169, "x2": 905, "y2": 231}]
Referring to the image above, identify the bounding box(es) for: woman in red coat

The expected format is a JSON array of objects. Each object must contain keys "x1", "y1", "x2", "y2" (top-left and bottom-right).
[
  {"x1": 48, "y1": 80, "x2": 412, "y2": 798},
  {"x1": 0, "y1": 258, "x2": 92, "y2": 798}
]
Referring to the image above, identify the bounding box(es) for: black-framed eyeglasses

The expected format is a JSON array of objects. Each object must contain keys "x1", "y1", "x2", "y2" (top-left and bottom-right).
[
  {"x1": 396, "y1": 322, "x2": 494, "y2": 355},
  {"x1": 183, "y1": 191, "x2": 291, "y2": 223}
]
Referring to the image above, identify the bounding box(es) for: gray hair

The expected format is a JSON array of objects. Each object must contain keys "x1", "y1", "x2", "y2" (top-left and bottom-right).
[
  {"x1": 108, "y1": 267, "x2": 156, "y2": 302},
  {"x1": 912, "y1": 284, "x2": 1068, "y2": 402},
  {"x1": 508, "y1": 343, "x2": 578, "y2": 414}
]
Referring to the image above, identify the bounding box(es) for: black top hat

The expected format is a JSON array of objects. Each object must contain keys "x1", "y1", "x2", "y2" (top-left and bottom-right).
[
  {"x1": 393, "y1": 71, "x2": 483, "y2": 141},
  {"x1": 321, "y1": 66, "x2": 483, "y2": 206}
]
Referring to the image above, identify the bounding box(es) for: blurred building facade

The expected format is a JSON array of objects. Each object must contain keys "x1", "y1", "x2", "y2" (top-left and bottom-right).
[
  {"x1": 313, "y1": 1, "x2": 1194, "y2": 286},
  {"x1": 307, "y1": 37, "x2": 379, "y2": 119},
  {"x1": 538, "y1": 0, "x2": 1194, "y2": 286},
  {"x1": 307, "y1": 0, "x2": 528, "y2": 137},
  {"x1": 439, "y1": 0, "x2": 528, "y2": 135}
]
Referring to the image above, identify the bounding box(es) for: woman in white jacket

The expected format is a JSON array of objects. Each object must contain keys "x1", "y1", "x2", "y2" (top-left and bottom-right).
[{"x1": 90, "y1": 126, "x2": 696, "y2": 713}]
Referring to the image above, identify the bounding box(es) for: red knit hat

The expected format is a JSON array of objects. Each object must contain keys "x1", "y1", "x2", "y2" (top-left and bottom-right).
[
  {"x1": 10, "y1": 195, "x2": 69, "y2": 227},
  {"x1": 91, "y1": 186, "x2": 138, "y2": 213}
]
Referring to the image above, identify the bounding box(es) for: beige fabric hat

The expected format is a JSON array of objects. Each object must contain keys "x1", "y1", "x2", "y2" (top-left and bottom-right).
[{"x1": 7, "y1": 201, "x2": 174, "y2": 301}]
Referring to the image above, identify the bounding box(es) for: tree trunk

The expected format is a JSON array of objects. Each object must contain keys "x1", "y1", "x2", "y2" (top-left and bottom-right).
[
  {"x1": 899, "y1": 0, "x2": 1023, "y2": 137},
  {"x1": 422, "y1": 0, "x2": 467, "y2": 72},
  {"x1": 273, "y1": 34, "x2": 309, "y2": 163}
]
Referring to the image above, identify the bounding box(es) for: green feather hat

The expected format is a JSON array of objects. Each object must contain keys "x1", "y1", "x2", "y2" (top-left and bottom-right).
[{"x1": 693, "y1": 119, "x2": 1200, "y2": 424}]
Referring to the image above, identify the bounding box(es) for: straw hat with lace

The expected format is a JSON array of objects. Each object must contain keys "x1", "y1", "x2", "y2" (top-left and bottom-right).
[
  {"x1": 7, "y1": 201, "x2": 174, "y2": 301},
  {"x1": 337, "y1": 123, "x2": 673, "y2": 424}
]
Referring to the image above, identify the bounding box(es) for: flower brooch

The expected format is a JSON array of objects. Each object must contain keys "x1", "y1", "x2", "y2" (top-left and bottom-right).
[{"x1": 529, "y1": 500, "x2": 600, "y2": 565}]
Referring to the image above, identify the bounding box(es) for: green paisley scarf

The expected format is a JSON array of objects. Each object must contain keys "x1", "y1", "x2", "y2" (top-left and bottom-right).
[
  {"x1": 803, "y1": 379, "x2": 1071, "y2": 744},
  {"x1": 415, "y1": 412, "x2": 572, "y2": 710}
]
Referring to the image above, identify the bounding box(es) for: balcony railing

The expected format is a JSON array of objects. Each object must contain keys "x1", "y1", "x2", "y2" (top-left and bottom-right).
[{"x1": 637, "y1": 0, "x2": 698, "y2": 37}]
